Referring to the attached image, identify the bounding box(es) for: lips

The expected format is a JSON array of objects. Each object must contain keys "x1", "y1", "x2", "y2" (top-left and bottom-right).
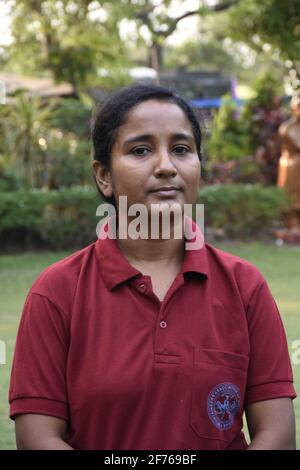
[
  {"x1": 150, "y1": 186, "x2": 181, "y2": 192},
  {"x1": 149, "y1": 186, "x2": 182, "y2": 198}
]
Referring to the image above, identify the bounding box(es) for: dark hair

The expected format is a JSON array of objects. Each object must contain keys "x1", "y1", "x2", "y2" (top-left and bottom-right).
[{"x1": 91, "y1": 84, "x2": 202, "y2": 205}]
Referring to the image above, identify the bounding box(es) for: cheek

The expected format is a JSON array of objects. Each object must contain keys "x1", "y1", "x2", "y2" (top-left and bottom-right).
[
  {"x1": 184, "y1": 160, "x2": 201, "y2": 186},
  {"x1": 111, "y1": 160, "x2": 148, "y2": 194}
]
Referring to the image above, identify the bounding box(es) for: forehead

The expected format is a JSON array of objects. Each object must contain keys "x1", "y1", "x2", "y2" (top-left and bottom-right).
[{"x1": 119, "y1": 99, "x2": 193, "y2": 136}]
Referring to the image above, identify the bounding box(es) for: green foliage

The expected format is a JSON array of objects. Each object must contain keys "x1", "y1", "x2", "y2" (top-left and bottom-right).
[
  {"x1": 229, "y1": 0, "x2": 300, "y2": 72},
  {"x1": 208, "y1": 73, "x2": 283, "y2": 168},
  {"x1": 0, "y1": 187, "x2": 101, "y2": 249},
  {"x1": 5, "y1": 0, "x2": 241, "y2": 81},
  {"x1": 0, "y1": 184, "x2": 289, "y2": 249},
  {"x1": 0, "y1": 190, "x2": 45, "y2": 239},
  {"x1": 0, "y1": 106, "x2": 11, "y2": 157},
  {"x1": 51, "y1": 99, "x2": 91, "y2": 138},
  {"x1": 208, "y1": 96, "x2": 251, "y2": 162},
  {"x1": 164, "y1": 38, "x2": 242, "y2": 76},
  {"x1": 0, "y1": 167, "x2": 22, "y2": 192},
  {"x1": 240, "y1": 72, "x2": 283, "y2": 154},
  {"x1": 1, "y1": 93, "x2": 54, "y2": 188},
  {"x1": 0, "y1": 94, "x2": 93, "y2": 190},
  {"x1": 198, "y1": 184, "x2": 289, "y2": 238},
  {"x1": 39, "y1": 187, "x2": 99, "y2": 248},
  {"x1": 47, "y1": 133, "x2": 92, "y2": 188},
  {"x1": 6, "y1": 0, "x2": 130, "y2": 89},
  {"x1": 246, "y1": 73, "x2": 283, "y2": 110}
]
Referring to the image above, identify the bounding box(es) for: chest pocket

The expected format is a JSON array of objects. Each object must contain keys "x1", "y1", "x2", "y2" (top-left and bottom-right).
[{"x1": 190, "y1": 348, "x2": 249, "y2": 446}]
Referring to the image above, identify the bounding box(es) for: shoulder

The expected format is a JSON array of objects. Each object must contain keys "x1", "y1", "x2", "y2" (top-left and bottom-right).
[
  {"x1": 204, "y1": 243, "x2": 266, "y2": 301},
  {"x1": 205, "y1": 243, "x2": 263, "y2": 277},
  {"x1": 29, "y1": 241, "x2": 98, "y2": 313},
  {"x1": 204, "y1": 243, "x2": 278, "y2": 319}
]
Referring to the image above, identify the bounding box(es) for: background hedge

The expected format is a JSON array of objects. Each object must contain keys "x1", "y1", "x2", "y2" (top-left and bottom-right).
[{"x1": 0, "y1": 184, "x2": 289, "y2": 250}]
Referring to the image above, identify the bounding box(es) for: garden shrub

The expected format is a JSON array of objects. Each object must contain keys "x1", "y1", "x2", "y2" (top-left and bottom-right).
[
  {"x1": 198, "y1": 184, "x2": 289, "y2": 238},
  {"x1": 0, "y1": 184, "x2": 289, "y2": 250},
  {"x1": 0, "y1": 187, "x2": 101, "y2": 250}
]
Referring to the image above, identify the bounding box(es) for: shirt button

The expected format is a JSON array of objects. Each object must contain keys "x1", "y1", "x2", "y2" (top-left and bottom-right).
[
  {"x1": 160, "y1": 321, "x2": 167, "y2": 329},
  {"x1": 139, "y1": 283, "x2": 146, "y2": 292}
]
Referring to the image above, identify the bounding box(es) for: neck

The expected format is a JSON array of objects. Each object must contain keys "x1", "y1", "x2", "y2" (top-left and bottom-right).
[{"x1": 117, "y1": 233, "x2": 185, "y2": 267}]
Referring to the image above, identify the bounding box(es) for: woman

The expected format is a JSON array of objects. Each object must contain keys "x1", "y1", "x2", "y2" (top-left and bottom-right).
[{"x1": 9, "y1": 85, "x2": 296, "y2": 450}]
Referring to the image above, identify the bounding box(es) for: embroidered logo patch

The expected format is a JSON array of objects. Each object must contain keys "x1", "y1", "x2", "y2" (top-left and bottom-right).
[{"x1": 207, "y1": 382, "x2": 240, "y2": 431}]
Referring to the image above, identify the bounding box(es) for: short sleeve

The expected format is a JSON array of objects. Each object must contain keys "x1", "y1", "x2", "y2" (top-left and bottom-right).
[
  {"x1": 245, "y1": 278, "x2": 297, "y2": 404},
  {"x1": 9, "y1": 292, "x2": 70, "y2": 421}
]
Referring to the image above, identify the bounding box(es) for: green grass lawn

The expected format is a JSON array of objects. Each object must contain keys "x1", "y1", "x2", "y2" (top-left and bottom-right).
[{"x1": 0, "y1": 242, "x2": 299, "y2": 449}]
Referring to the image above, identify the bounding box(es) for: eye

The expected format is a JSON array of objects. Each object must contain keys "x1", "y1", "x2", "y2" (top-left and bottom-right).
[
  {"x1": 131, "y1": 147, "x2": 151, "y2": 156},
  {"x1": 173, "y1": 145, "x2": 189, "y2": 155}
]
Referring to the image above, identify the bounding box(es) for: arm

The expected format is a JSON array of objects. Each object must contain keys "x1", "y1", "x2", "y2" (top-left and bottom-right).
[
  {"x1": 9, "y1": 293, "x2": 72, "y2": 447},
  {"x1": 242, "y1": 273, "x2": 297, "y2": 449},
  {"x1": 246, "y1": 398, "x2": 296, "y2": 450},
  {"x1": 15, "y1": 414, "x2": 74, "y2": 450}
]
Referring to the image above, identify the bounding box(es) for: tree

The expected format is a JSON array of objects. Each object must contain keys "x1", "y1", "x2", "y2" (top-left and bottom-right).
[
  {"x1": 2, "y1": 93, "x2": 54, "y2": 188},
  {"x1": 4, "y1": 0, "x2": 242, "y2": 86},
  {"x1": 164, "y1": 40, "x2": 237, "y2": 73},
  {"x1": 5, "y1": 0, "x2": 130, "y2": 91},
  {"x1": 109, "y1": 0, "x2": 240, "y2": 80},
  {"x1": 228, "y1": 0, "x2": 300, "y2": 78},
  {"x1": 162, "y1": 9, "x2": 288, "y2": 86}
]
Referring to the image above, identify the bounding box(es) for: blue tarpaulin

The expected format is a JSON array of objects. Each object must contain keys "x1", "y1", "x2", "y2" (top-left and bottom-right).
[{"x1": 190, "y1": 97, "x2": 244, "y2": 109}]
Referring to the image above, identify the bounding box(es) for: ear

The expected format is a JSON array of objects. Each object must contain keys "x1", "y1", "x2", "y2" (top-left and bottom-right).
[{"x1": 92, "y1": 160, "x2": 113, "y2": 198}]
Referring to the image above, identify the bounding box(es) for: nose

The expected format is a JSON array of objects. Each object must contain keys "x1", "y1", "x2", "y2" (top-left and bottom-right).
[{"x1": 153, "y1": 149, "x2": 177, "y2": 178}]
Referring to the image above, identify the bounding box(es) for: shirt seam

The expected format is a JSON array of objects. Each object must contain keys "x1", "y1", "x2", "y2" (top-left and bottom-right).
[
  {"x1": 246, "y1": 379, "x2": 294, "y2": 389},
  {"x1": 245, "y1": 280, "x2": 266, "y2": 315},
  {"x1": 10, "y1": 396, "x2": 68, "y2": 405},
  {"x1": 29, "y1": 291, "x2": 70, "y2": 324}
]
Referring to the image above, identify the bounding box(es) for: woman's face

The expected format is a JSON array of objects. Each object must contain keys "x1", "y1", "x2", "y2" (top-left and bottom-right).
[{"x1": 94, "y1": 99, "x2": 201, "y2": 213}]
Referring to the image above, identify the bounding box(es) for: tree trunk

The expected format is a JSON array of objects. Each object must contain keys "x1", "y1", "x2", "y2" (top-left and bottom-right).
[{"x1": 151, "y1": 42, "x2": 163, "y2": 84}]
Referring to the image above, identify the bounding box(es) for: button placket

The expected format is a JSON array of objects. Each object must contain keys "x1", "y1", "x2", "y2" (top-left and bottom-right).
[
  {"x1": 154, "y1": 303, "x2": 171, "y2": 354},
  {"x1": 138, "y1": 283, "x2": 146, "y2": 293}
]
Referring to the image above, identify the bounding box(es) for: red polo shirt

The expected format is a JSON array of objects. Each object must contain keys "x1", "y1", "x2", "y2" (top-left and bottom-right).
[{"x1": 9, "y1": 226, "x2": 296, "y2": 450}]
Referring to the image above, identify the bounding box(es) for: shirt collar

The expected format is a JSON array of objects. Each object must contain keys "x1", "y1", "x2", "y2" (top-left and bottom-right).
[
  {"x1": 95, "y1": 217, "x2": 209, "y2": 291},
  {"x1": 181, "y1": 217, "x2": 209, "y2": 278}
]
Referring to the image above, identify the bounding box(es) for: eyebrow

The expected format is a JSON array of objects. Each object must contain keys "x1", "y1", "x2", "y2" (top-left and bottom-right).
[{"x1": 124, "y1": 132, "x2": 195, "y2": 145}]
